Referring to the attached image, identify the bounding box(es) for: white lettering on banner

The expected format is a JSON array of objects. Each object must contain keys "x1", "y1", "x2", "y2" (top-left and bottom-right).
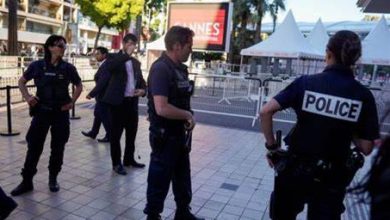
[
  {"x1": 302, "y1": 91, "x2": 362, "y2": 122},
  {"x1": 174, "y1": 22, "x2": 221, "y2": 36}
]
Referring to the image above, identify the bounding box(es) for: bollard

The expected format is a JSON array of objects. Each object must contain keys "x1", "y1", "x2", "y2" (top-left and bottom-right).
[
  {"x1": 0, "y1": 86, "x2": 20, "y2": 136},
  {"x1": 70, "y1": 85, "x2": 80, "y2": 120}
]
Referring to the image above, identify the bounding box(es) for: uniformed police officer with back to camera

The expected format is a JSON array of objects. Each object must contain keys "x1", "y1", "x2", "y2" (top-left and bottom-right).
[
  {"x1": 11, "y1": 35, "x2": 82, "y2": 196},
  {"x1": 260, "y1": 30, "x2": 380, "y2": 220},
  {"x1": 144, "y1": 26, "x2": 204, "y2": 220}
]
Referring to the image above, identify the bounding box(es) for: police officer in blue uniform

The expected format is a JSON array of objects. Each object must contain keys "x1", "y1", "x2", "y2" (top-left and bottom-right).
[
  {"x1": 260, "y1": 30, "x2": 380, "y2": 219},
  {"x1": 11, "y1": 35, "x2": 82, "y2": 196},
  {"x1": 144, "y1": 26, "x2": 204, "y2": 220}
]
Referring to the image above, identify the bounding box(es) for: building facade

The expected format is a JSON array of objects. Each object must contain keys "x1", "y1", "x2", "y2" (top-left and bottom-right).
[
  {"x1": 357, "y1": 0, "x2": 390, "y2": 13},
  {"x1": 0, "y1": 0, "x2": 118, "y2": 55}
]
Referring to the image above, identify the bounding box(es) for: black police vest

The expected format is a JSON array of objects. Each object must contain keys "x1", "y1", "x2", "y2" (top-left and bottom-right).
[
  {"x1": 284, "y1": 66, "x2": 369, "y2": 161},
  {"x1": 34, "y1": 61, "x2": 72, "y2": 107},
  {"x1": 148, "y1": 64, "x2": 193, "y2": 129}
]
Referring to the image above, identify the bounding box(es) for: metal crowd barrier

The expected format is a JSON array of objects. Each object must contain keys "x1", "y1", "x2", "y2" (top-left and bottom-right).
[
  {"x1": 256, "y1": 78, "x2": 390, "y2": 136},
  {"x1": 188, "y1": 73, "x2": 274, "y2": 127},
  {"x1": 1, "y1": 73, "x2": 388, "y2": 136},
  {"x1": 0, "y1": 79, "x2": 95, "y2": 136}
]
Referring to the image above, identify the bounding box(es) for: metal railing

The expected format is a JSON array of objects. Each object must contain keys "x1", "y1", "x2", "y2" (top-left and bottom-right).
[{"x1": 0, "y1": 79, "x2": 95, "y2": 136}]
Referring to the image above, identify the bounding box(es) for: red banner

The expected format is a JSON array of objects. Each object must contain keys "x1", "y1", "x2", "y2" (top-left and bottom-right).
[{"x1": 168, "y1": 2, "x2": 231, "y2": 52}]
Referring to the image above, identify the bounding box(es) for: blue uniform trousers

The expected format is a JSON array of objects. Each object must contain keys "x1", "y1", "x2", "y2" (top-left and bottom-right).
[
  {"x1": 144, "y1": 128, "x2": 192, "y2": 215},
  {"x1": 270, "y1": 164, "x2": 346, "y2": 220},
  {"x1": 22, "y1": 110, "x2": 70, "y2": 179},
  {"x1": 0, "y1": 186, "x2": 17, "y2": 216}
]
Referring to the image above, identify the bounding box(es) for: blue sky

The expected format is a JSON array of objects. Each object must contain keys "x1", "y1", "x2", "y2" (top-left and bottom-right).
[{"x1": 262, "y1": 0, "x2": 379, "y2": 23}]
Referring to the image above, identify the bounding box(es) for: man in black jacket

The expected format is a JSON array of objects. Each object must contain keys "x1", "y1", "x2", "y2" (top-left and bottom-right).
[
  {"x1": 83, "y1": 46, "x2": 111, "y2": 142},
  {"x1": 101, "y1": 33, "x2": 147, "y2": 175}
]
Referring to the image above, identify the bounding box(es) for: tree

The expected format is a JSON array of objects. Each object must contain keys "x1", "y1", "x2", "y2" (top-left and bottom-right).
[
  {"x1": 143, "y1": 0, "x2": 166, "y2": 32},
  {"x1": 250, "y1": 0, "x2": 285, "y2": 43},
  {"x1": 228, "y1": 0, "x2": 252, "y2": 62},
  {"x1": 76, "y1": 0, "x2": 144, "y2": 49},
  {"x1": 8, "y1": 0, "x2": 18, "y2": 55},
  {"x1": 269, "y1": 0, "x2": 286, "y2": 32},
  {"x1": 251, "y1": 0, "x2": 267, "y2": 43}
]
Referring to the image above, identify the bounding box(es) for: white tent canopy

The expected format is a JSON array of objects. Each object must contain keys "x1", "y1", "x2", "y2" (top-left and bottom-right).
[
  {"x1": 240, "y1": 11, "x2": 323, "y2": 59},
  {"x1": 360, "y1": 16, "x2": 390, "y2": 66},
  {"x1": 146, "y1": 36, "x2": 166, "y2": 51},
  {"x1": 307, "y1": 19, "x2": 329, "y2": 56}
]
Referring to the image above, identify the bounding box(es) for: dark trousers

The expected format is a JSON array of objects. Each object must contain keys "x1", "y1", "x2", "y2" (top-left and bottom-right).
[
  {"x1": 90, "y1": 101, "x2": 110, "y2": 138},
  {"x1": 0, "y1": 186, "x2": 17, "y2": 214},
  {"x1": 109, "y1": 99, "x2": 139, "y2": 166},
  {"x1": 22, "y1": 110, "x2": 70, "y2": 179},
  {"x1": 144, "y1": 129, "x2": 192, "y2": 215},
  {"x1": 270, "y1": 167, "x2": 346, "y2": 220}
]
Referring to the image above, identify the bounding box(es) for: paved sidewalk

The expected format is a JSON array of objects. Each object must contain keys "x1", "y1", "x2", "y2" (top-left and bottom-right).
[
  {"x1": 0, "y1": 100, "x2": 371, "y2": 220},
  {"x1": 0, "y1": 102, "x2": 277, "y2": 220}
]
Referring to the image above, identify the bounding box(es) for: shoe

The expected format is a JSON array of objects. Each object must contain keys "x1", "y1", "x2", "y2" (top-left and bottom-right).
[
  {"x1": 49, "y1": 176, "x2": 60, "y2": 192},
  {"x1": 0, "y1": 197, "x2": 17, "y2": 219},
  {"x1": 10, "y1": 181, "x2": 33, "y2": 196},
  {"x1": 123, "y1": 160, "x2": 145, "y2": 168},
  {"x1": 146, "y1": 214, "x2": 162, "y2": 220},
  {"x1": 97, "y1": 136, "x2": 109, "y2": 143},
  {"x1": 81, "y1": 131, "x2": 96, "y2": 139},
  {"x1": 113, "y1": 164, "x2": 127, "y2": 175},
  {"x1": 174, "y1": 208, "x2": 204, "y2": 220}
]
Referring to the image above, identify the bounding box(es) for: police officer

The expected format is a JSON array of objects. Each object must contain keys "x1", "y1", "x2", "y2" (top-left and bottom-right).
[
  {"x1": 260, "y1": 30, "x2": 379, "y2": 219},
  {"x1": 11, "y1": 35, "x2": 82, "y2": 196},
  {"x1": 144, "y1": 26, "x2": 204, "y2": 220}
]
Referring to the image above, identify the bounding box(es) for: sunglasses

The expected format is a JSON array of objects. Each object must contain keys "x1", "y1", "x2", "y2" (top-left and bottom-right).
[{"x1": 54, "y1": 44, "x2": 66, "y2": 49}]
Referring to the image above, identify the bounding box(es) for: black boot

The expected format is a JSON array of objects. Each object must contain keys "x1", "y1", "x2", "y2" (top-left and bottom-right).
[
  {"x1": 10, "y1": 180, "x2": 33, "y2": 196},
  {"x1": 174, "y1": 207, "x2": 205, "y2": 220},
  {"x1": 0, "y1": 186, "x2": 18, "y2": 219},
  {"x1": 146, "y1": 214, "x2": 162, "y2": 220},
  {"x1": 48, "y1": 175, "x2": 60, "y2": 192},
  {"x1": 0, "y1": 196, "x2": 18, "y2": 219}
]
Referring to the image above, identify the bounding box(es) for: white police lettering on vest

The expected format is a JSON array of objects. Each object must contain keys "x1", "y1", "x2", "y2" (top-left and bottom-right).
[{"x1": 302, "y1": 91, "x2": 362, "y2": 122}]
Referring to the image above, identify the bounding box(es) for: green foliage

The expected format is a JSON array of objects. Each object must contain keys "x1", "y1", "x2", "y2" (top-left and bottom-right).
[
  {"x1": 228, "y1": 0, "x2": 286, "y2": 62},
  {"x1": 144, "y1": 0, "x2": 166, "y2": 16},
  {"x1": 143, "y1": 0, "x2": 167, "y2": 34},
  {"x1": 76, "y1": 0, "x2": 144, "y2": 31},
  {"x1": 192, "y1": 52, "x2": 224, "y2": 61}
]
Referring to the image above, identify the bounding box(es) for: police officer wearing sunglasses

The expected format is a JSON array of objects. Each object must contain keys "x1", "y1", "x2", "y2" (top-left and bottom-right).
[
  {"x1": 260, "y1": 30, "x2": 380, "y2": 219},
  {"x1": 11, "y1": 35, "x2": 82, "y2": 196}
]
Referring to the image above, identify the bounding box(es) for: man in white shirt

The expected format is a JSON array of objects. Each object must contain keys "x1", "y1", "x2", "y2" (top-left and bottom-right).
[{"x1": 101, "y1": 34, "x2": 147, "y2": 175}]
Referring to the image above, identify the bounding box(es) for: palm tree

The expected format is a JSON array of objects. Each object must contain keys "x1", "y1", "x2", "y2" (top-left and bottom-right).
[
  {"x1": 8, "y1": 0, "x2": 18, "y2": 55},
  {"x1": 269, "y1": 0, "x2": 286, "y2": 32},
  {"x1": 251, "y1": 0, "x2": 286, "y2": 43},
  {"x1": 228, "y1": 0, "x2": 251, "y2": 62}
]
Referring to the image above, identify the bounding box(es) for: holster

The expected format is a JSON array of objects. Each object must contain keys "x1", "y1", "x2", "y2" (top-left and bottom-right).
[
  {"x1": 267, "y1": 149, "x2": 290, "y2": 173},
  {"x1": 29, "y1": 104, "x2": 39, "y2": 117},
  {"x1": 149, "y1": 126, "x2": 166, "y2": 153}
]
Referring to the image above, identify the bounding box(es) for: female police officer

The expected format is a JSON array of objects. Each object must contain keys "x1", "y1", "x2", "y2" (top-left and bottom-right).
[
  {"x1": 260, "y1": 30, "x2": 380, "y2": 219},
  {"x1": 11, "y1": 35, "x2": 82, "y2": 196}
]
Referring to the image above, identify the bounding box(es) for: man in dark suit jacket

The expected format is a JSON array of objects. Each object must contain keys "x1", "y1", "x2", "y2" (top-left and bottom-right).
[
  {"x1": 101, "y1": 33, "x2": 147, "y2": 175},
  {"x1": 83, "y1": 46, "x2": 111, "y2": 142}
]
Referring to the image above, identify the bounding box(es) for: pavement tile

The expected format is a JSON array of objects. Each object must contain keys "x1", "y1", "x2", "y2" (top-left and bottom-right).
[{"x1": 0, "y1": 102, "x2": 370, "y2": 220}]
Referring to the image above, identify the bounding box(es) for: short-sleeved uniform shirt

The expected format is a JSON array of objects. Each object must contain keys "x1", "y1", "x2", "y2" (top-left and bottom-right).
[
  {"x1": 274, "y1": 64, "x2": 379, "y2": 160},
  {"x1": 23, "y1": 59, "x2": 81, "y2": 105},
  {"x1": 147, "y1": 52, "x2": 191, "y2": 128}
]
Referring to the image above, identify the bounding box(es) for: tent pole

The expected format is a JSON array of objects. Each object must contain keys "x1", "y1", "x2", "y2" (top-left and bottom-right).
[{"x1": 372, "y1": 65, "x2": 378, "y2": 85}]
